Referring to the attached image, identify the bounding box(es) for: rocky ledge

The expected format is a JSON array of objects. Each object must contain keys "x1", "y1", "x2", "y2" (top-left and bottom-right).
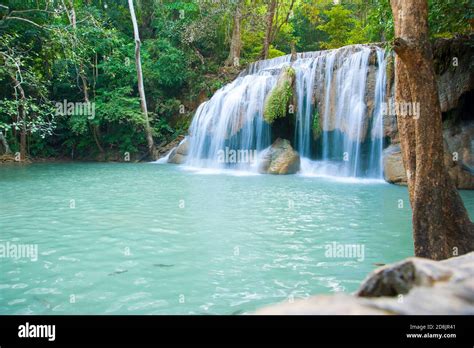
[{"x1": 255, "y1": 252, "x2": 474, "y2": 315}]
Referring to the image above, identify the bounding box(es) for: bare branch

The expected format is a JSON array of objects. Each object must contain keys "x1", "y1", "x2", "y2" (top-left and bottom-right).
[{"x1": 2, "y1": 16, "x2": 50, "y2": 30}]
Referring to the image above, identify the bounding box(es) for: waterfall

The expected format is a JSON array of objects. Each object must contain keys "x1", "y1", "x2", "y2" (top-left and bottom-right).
[
  {"x1": 293, "y1": 51, "x2": 324, "y2": 157},
  {"x1": 185, "y1": 44, "x2": 388, "y2": 178},
  {"x1": 368, "y1": 49, "x2": 387, "y2": 178},
  {"x1": 186, "y1": 65, "x2": 283, "y2": 169}
]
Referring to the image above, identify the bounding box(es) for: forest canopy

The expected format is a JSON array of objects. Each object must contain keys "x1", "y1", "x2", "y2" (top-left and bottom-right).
[{"x1": 0, "y1": 0, "x2": 472, "y2": 160}]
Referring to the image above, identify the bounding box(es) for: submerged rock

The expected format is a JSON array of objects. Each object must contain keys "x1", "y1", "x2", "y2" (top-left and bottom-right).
[
  {"x1": 258, "y1": 138, "x2": 300, "y2": 175},
  {"x1": 255, "y1": 252, "x2": 474, "y2": 315}
]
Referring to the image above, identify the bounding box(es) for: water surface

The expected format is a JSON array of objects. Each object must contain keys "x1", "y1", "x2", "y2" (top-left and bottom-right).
[{"x1": 1, "y1": 163, "x2": 473, "y2": 314}]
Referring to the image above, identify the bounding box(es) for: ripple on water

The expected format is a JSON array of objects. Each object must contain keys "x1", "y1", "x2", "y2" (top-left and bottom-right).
[{"x1": 1, "y1": 163, "x2": 471, "y2": 314}]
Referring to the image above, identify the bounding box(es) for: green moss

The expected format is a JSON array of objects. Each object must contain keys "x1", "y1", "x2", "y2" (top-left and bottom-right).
[
  {"x1": 263, "y1": 66, "x2": 295, "y2": 124},
  {"x1": 312, "y1": 107, "x2": 321, "y2": 139}
]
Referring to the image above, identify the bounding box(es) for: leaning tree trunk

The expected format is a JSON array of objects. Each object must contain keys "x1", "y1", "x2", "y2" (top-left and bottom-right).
[
  {"x1": 261, "y1": 0, "x2": 277, "y2": 60},
  {"x1": 128, "y1": 0, "x2": 156, "y2": 159},
  {"x1": 225, "y1": 0, "x2": 242, "y2": 67},
  {"x1": 390, "y1": 0, "x2": 474, "y2": 260}
]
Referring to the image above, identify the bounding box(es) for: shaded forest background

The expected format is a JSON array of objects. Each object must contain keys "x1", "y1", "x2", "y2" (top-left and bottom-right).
[{"x1": 0, "y1": 0, "x2": 472, "y2": 160}]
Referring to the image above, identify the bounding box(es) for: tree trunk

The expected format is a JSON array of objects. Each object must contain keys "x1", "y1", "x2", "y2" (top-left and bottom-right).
[
  {"x1": 128, "y1": 0, "x2": 156, "y2": 159},
  {"x1": 290, "y1": 40, "x2": 297, "y2": 62},
  {"x1": 390, "y1": 0, "x2": 474, "y2": 260},
  {"x1": 261, "y1": 0, "x2": 277, "y2": 60},
  {"x1": 0, "y1": 131, "x2": 11, "y2": 154},
  {"x1": 225, "y1": 0, "x2": 242, "y2": 67}
]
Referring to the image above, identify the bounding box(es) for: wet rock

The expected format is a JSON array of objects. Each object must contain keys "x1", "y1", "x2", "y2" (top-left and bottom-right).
[
  {"x1": 167, "y1": 147, "x2": 186, "y2": 164},
  {"x1": 156, "y1": 135, "x2": 184, "y2": 159},
  {"x1": 167, "y1": 138, "x2": 189, "y2": 164},
  {"x1": 176, "y1": 138, "x2": 189, "y2": 156},
  {"x1": 382, "y1": 144, "x2": 407, "y2": 185},
  {"x1": 258, "y1": 138, "x2": 300, "y2": 175}
]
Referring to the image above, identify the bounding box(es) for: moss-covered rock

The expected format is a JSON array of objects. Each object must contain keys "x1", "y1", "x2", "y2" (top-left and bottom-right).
[
  {"x1": 263, "y1": 66, "x2": 296, "y2": 124},
  {"x1": 312, "y1": 107, "x2": 321, "y2": 140}
]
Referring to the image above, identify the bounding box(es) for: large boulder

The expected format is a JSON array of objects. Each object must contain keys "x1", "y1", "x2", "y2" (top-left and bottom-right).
[
  {"x1": 255, "y1": 252, "x2": 474, "y2": 315},
  {"x1": 176, "y1": 137, "x2": 189, "y2": 156},
  {"x1": 167, "y1": 137, "x2": 189, "y2": 164},
  {"x1": 382, "y1": 144, "x2": 407, "y2": 185},
  {"x1": 258, "y1": 138, "x2": 300, "y2": 175}
]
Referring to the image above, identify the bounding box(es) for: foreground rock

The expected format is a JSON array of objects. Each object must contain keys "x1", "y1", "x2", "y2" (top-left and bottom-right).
[
  {"x1": 255, "y1": 252, "x2": 474, "y2": 315},
  {"x1": 258, "y1": 138, "x2": 300, "y2": 175}
]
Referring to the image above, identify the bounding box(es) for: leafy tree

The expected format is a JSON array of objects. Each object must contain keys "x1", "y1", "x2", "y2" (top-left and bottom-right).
[{"x1": 317, "y1": 5, "x2": 369, "y2": 49}]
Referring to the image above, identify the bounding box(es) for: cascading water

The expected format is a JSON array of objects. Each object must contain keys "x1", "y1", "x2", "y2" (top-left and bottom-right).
[
  {"x1": 293, "y1": 51, "x2": 324, "y2": 157},
  {"x1": 185, "y1": 56, "x2": 291, "y2": 170},
  {"x1": 184, "y1": 45, "x2": 388, "y2": 178},
  {"x1": 368, "y1": 49, "x2": 387, "y2": 178},
  {"x1": 312, "y1": 46, "x2": 387, "y2": 178}
]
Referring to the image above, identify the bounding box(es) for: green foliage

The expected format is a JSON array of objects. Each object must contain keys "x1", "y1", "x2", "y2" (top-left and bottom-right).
[
  {"x1": 428, "y1": 0, "x2": 472, "y2": 38},
  {"x1": 0, "y1": 0, "x2": 471, "y2": 160},
  {"x1": 144, "y1": 39, "x2": 188, "y2": 91},
  {"x1": 263, "y1": 66, "x2": 295, "y2": 124},
  {"x1": 367, "y1": 0, "x2": 394, "y2": 42},
  {"x1": 290, "y1": 3, "x2": 329, "y2": 52},
  {"x1": 268, "y1": 46, "x2": 287, "y2": 59},
  {"x1": 312, "y1": 107, "x2": 321, "y2": 139},
  {"x1": 317, "y1": 5, "x2": 369, "y2": 49},
  {"x1": 0, "y1": 98, "x2": 56, "y2": 138}
]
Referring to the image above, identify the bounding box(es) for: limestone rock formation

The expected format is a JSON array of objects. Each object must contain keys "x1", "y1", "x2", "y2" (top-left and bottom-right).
[
  {"x1": 383, "y1": 123, "x2": 474, "y2": 188},
  {"x1": 443, "y1": 122, "x2": 474, "y2": 189},
  {"x1": 255, "y1": 252, "x2": 474, "y2": 315},
  {"x1": 258, "y1": 138, "x2": 300, "y2": 175},
  {"x1": 434, "y1": 36, "x2": 474, "y2": 113}
]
